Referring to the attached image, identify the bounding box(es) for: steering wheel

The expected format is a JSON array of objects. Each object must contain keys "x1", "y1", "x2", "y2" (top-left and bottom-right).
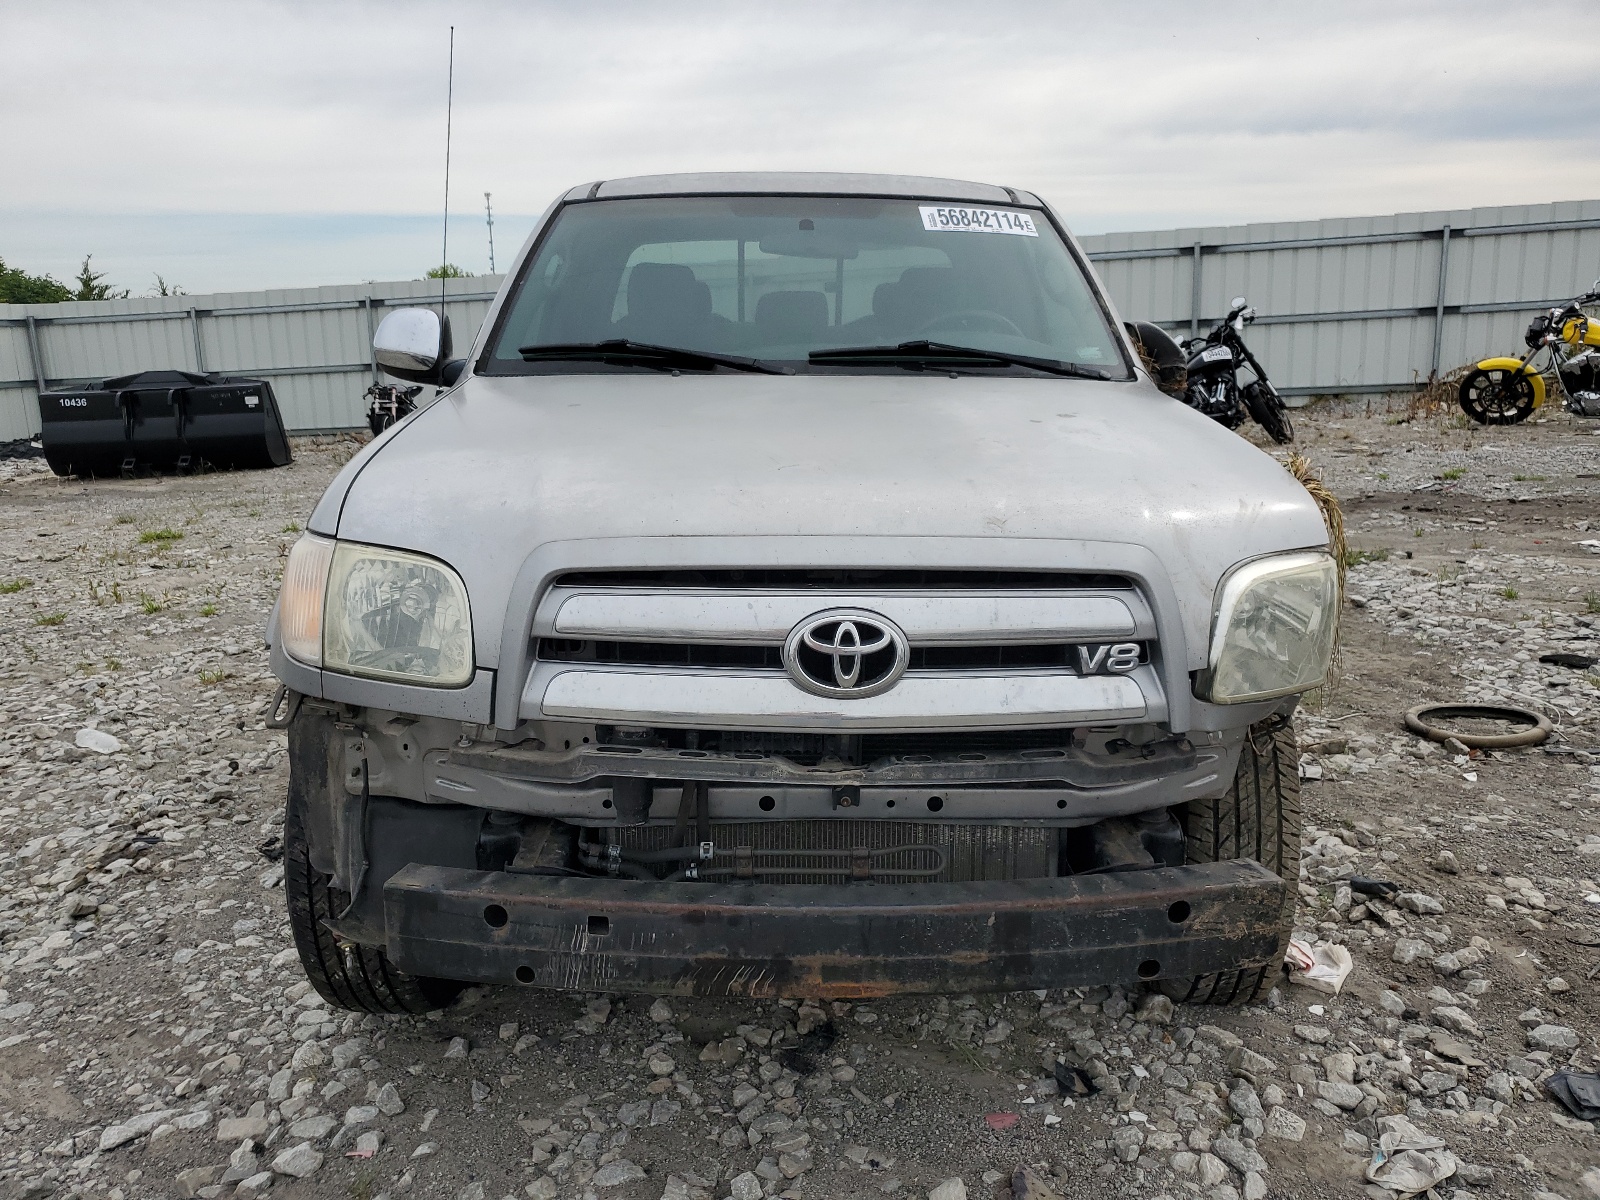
[{"x1": 916, "y1": 310, "x2": 1027, "y2": 339}]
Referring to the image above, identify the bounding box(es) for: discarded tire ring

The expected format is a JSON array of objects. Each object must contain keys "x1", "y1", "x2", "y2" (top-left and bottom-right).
[{"x1": 1403, "y1": 703, "x2": 1552, "y2": 749}]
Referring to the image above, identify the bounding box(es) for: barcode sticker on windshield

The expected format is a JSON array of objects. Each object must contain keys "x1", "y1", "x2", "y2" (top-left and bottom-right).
[{"x1": 919, "y1": 206, "x2": 1038, "y2": 237}]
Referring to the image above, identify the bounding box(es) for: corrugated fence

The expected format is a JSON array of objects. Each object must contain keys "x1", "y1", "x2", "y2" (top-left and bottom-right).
[
  {"x1": 1079, "y1": 197, "x2": 1600, "y2": 398},
  {"x1": 3, "y1": 196, "x2": 1599, "y2": 440}
]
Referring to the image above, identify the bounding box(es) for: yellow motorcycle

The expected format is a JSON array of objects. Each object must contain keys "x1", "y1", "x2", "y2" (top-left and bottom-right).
[{"x1": 1459, "y1": 284, "x2": 1600, "y2": 424}]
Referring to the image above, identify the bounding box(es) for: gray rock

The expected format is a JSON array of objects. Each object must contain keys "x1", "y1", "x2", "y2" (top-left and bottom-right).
[
  {"x1": 443, "y1": 1036, "x2": 468, "y2": 1059},
  {"x1": 778, "y1": 1149, "x2": 814, "y2": 1179},
  {"x1": 1398, "y1": 891, "x2": 1444, "y2": 914},
  {"x1": 525, "y1": 1179, "x2": 558, "y2": 1200},
  {"x1": 1170, "y1": 1152, "x2": 1198, "y2": 1175},
  {"x1": 729, "y1": 1172, "x2": 763, "y2": 1200},
  {"x1": 174, "y1": 1109, "x2": 212, "y2": 1133},
  {"x1": 927, "y1": 1181, "x2": 967, "y2": 1200},
  {"x1": 592, "y1": 1160, "x2": 646, "y2": 1188},
  {"x1": 1528, "y1": 1024, "x2": 1579, "y2": 1051},
  {"x1": 618, "y1": 1100, "x2": 652, "y2": 1127},
  {"x1": 649, "y1": 1099, "x2": 681, "y2": 1126},
  {"x1": 1110, "y1": 1126, "x2": 1143, "y2": 1162},
  {"x1": 1228, "y1": 1084, "x2": 1264, "y2": 1121},
  {"x1": 286, "y1": 1115, "x2": 337, "y2": 1140},
  {"x1": 1243, "y1": 1172, "x2": 1268, "y2": 1200},
  {"x1": 344, "y1": 1104, "x2": 380, "y2": 1126},
  {"x1": 1135, "y1": 993, "x2": 1174, "y2": 1025},
  {"x1": 235, "y1": 1172, "x2": 274, "y2": 1200},
  {"x1": 1431, "y1": 1006, "x2": 1483, "y2": 1039},
  {"x1": 1229, "y1": 1048, "x2": 1276, "y2": 1081},
  {"x1": 1211, "y1": 1134, "x2": 1268, "y2": 1174},
  {"x1": 1392, "y1": 937, "x2": 1428, "y2": 965},
  {"x1": 1197, "y1": 1153, "x2": 1229, "y2": 1187},
  {"x1": 1264, "y1": 1107, "x2": 1306, "y2": 1141},
  {"x1": 99, "y1": 1109, "x2": 178, "y2": 1151},
  {"x1": 1293, "y1": 1024, "x2": 1332, "y2": 1044},
  {"x1": 270, "y1": 1143, "x2": 323, "y2": 1179},
  {"x1": 176, "y1": 1166, "x2": 223, "y2": 1198},
  {"x1": 375, "y1": 1082, "x2": 405, "y2": 1116}
]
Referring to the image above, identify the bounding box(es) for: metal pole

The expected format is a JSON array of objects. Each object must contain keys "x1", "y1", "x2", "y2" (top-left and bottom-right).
[
  {"x1": 23, "y1": 316, "x2": 47, "y2": 392},
  {"x1": 363, "y1": 296, "x2": 379, "y2": 383},
  {"x1": 1189, "y1": 241, "x2": 1204, "y2": 338},
  {"x1": 188, "y1": 307, "x2": 206, "y2": 373},
  {"x1": 1430, "y1": 225, "x2": 1451, "y2": 381},
  {"x1": 485, "y1": 192, "x2": 495, "y2": 275}
]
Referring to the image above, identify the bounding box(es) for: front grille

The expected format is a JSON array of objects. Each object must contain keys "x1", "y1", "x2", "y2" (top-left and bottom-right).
[
  {"x1": 539, "y1": 638, "x2": 1148, "y2": 672},
  {"x1": 596, "y1": 727, "x2": 1075, "y2": 766},
  {"x1": 612, "y1": 820, "x2": 1057, "y2": 882},
  {"x1": 552, "y1": 568, "x2": 1132, "y2": 590}
]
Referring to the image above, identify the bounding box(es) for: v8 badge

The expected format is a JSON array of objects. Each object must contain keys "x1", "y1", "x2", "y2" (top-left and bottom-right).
[{"x1": 1076, "y1": 642, "x2": 1141, "y2": 675}]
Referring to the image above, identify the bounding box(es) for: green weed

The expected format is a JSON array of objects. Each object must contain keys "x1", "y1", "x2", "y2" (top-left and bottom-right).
[
  {"x1": 1501, "y1": 586, "x2": 1519, "y2": 600},
  {"x1": 33, "y1": 612, "x2": 66, "y2": 626},
  {"x1": 138, "y1": 528, "x2": 183, "y2": 545},
  {"x1": 0, "y1": 578, "x2": 34, "y2": 594},
  {"x1": 140, "y1": 593, "x2": 164, "y2": 614},
  {"x1": 1440, "y1": 467, "x2": 1466, "y2": 481},
  {"x1": 1342, "y1": 548, "x2": 1390, "y2": 567}
]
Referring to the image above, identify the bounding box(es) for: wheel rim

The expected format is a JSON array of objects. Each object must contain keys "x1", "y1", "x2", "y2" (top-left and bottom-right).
[{"x1": 1464, "y1": 370, "x2": 1530, "y2": 419}]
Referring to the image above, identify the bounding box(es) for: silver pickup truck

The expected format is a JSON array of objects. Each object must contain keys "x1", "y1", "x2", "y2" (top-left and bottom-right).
[{"x1": 266, "y1": 172, "x2": 1336, "y2": 1013}]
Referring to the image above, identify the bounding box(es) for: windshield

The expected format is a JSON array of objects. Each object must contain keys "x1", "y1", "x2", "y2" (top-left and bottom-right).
[{"x1": 483, "y1": 195, "x2": 1130, "y2": 376}]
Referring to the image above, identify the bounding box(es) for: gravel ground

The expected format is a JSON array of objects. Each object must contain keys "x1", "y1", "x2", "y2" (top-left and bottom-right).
[{"x1": 1, "y1": 409, "x2": 1599, "y2": 1200}]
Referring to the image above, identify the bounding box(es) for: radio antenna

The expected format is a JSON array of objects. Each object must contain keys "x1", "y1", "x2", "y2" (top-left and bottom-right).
[
  {"x1": 439, "y1": 25, "x2": 455, "y2": 323},
  {"x1": 484, "y1": 191, "x2": 495, "y2": 274}
]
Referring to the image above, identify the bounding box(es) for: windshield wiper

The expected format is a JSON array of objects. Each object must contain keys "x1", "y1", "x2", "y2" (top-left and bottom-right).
[
  {"x1": 518, "y1": 339, "x2": 790, "y2": 375},
  {"x1": 808, "y1": 340, "x2": 1109, "y2": 379}
]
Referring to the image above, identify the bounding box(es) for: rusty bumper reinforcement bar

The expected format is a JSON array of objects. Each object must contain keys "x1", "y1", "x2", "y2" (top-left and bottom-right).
[{"x1": 381, "y1": 859, "x2": 1286, "y2": 999}]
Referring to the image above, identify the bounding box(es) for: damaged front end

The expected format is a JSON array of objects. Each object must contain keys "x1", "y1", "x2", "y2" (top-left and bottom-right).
[{"x1": 291, "y1": 700, "x2": 1286, "y2": 999}]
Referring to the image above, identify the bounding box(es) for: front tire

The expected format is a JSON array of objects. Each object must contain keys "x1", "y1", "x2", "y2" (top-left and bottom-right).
[
  {"x1": 1458, "y1": 367, "x2": 1535, "y2": 424},
  {"x1": 1162, "y1": 717, "x2": 1301, "y2": 1006},
  {"x1": 284, "y1": 786, "x2": 462, "y2": 1015},
  {"x1": 1243, "y1": 381, "x2": 1295, "y2": 444}
]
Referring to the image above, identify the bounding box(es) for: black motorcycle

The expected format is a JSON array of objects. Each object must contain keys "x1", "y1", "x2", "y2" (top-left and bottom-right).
[
  {"x1": 1181, "y1": 297, "x2": 1293, "y2": 443},
  {"x1": 365, "y1": 383, "x2": 422, "y2": 436},
  {"x1": 1125, "y1": 300, "x2": 1293, "y2": 444}
]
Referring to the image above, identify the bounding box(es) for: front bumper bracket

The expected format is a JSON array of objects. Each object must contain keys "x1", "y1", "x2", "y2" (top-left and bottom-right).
[{"x1": 381, "y1": 859, "x2": 1286, "y2": 999}]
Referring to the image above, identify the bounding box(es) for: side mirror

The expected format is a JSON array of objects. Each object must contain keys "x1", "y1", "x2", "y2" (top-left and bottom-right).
[{"x1": 373, "y1": 308, "x2": 465, "y2": 385}]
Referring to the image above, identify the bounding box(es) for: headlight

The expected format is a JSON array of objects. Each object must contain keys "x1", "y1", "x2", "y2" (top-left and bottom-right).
[
  {"x1": 278, "y1": 534, "x2": 474, "y2": 688},
  {"x1": 1199, "y1": 552, "x2": 1337, "y2": 703}
]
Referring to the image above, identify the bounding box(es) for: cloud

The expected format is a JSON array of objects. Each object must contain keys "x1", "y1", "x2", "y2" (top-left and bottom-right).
[{"x1": 2, "y1": 0, "x2": 1595, "y2": 292}]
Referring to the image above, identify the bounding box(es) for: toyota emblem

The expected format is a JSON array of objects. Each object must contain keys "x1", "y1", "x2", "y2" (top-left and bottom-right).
[{"x1": 782, "y1": 609, "x2": 910, "y2": 699}]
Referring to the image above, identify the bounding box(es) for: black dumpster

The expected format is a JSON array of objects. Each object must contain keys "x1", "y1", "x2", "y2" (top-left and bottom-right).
[{"x1": 37, "y1": 370, "x2": 292, "y2": 478}]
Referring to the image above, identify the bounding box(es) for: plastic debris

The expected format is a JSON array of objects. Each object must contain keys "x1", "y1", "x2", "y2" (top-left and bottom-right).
[
  {"x1": 1285, "y1": 937, "x2": 1353, "y2": 995},
  {"x1": 1052, "y1": 1061, "x2": 1099, "y2": 1098},
  {"x1": 1546, "y1": 1070, "x2": 1600, "y2": 1121},
  {"x1": 1364, "y1": 1115, "x2": 1458, "y2": 1196},
  {"x1": 983, "y1": 1111, "x2": 1020, "y2": 1131},
  {"x1": 74, "y1": 728, "x2": 122, "y2": 755},
  {"x1": 1349, "y1": 877, "x2": 1400, "y2": 898}
]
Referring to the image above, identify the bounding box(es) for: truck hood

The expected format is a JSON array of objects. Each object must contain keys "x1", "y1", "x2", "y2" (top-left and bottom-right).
[{"x1": 319, "y1": 373, "x2": 1329, "y2": 668}]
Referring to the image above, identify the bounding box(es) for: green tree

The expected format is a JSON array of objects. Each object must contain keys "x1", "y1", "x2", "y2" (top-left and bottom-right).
[
  {"x1": 425, "y1": 263, "x2": 470, "y2": 279},
  {"x1": 0, "y1": 257, "x2": 72, "y2": 304},
  {"x1": 151, "y1": 274, "x2": 185, "y2": 297},
  {"x1": 74, "y1": 255, "x2": 129, "y2": 301}
]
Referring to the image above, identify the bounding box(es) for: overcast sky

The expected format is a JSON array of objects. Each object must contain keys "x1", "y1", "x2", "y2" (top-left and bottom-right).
[{"x1": 5, "y1": 0, "x2": 1598, "y2": 295}]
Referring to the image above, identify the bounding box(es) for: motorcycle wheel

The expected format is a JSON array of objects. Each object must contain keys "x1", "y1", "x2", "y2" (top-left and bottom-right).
[
  {"x1": 1458, "y1": 367, "x2": 1535, "y2": 425},
  {"x1": 1243, "y1": 381, "x2": 1295, "y2": 444}
]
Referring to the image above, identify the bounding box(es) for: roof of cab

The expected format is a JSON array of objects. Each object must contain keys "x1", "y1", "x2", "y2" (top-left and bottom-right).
[{"x1": 561, "y1": 172, "x2": 1041, "y2": 206}]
